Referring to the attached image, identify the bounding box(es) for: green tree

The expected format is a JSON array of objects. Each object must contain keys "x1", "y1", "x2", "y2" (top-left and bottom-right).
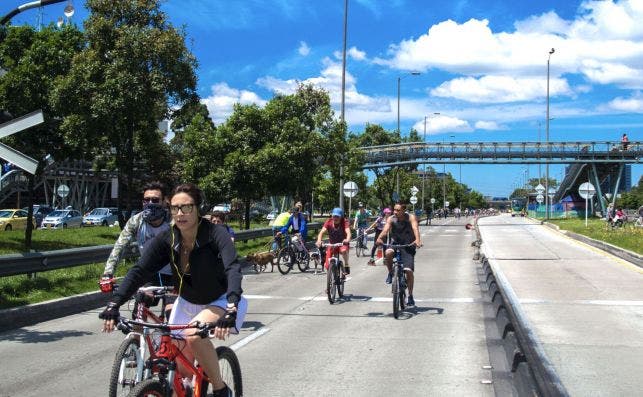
[
  {"x1": 52, "y1": 0, "x2": 197, "y2": 224},
  {"x1": 0, "y1": 24, "x2": 84, "y2": 249}
]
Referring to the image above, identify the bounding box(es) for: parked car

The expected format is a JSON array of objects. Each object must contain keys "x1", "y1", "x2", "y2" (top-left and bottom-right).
[
  {"x1": 83, "y1": 207, "x2": 119, "y2": 226},
  {"x1": 265, "y1": 210, "x2": 279, "y2": 220},
  {"x1": 41, "y1": 209, "x2": 84, "y2": 229},
  {"x1": 22, "y1": 205, "x2": 54, "y2": 228},
  {"x1": 211, "y1": 203, "x2": 231, "y2": 213},
  {"x1": 0, "y1": 209, "x2": 35, "y2": 231}
]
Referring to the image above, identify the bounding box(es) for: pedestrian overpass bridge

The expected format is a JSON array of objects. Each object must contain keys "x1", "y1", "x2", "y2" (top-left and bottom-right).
[{"x1": 360, "y1": 141, "x2": 641, "y2": 215}]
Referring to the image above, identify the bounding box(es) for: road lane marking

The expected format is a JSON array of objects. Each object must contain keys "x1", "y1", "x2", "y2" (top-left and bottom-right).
[
  {"x1": 521, "y1": 299, "x2": 643, "y2": 306},
  {"x1": 230, "y1": 326, "x2": 270, "y2": 350},
  {"x1": 243, "y1": 294, "x2": 481, "y2": 303}
]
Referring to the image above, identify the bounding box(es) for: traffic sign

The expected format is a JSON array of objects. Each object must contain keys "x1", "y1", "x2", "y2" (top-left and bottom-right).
[
  {"x1": 57, "y1": 184, "x2": 70, "y2": 198},
  {"x1": 536, "y1": 194, "x2": 544, "y2": 203},
  {"x1": 410, "y1": 186, "x2": 419, "y2": 196},
  {"x1": 0, "y1": 110, "x2": 44, "y2": 175},
  {"x1": 535, "y1": 184, "x2": 545, "y2": 193},
  {"x1": 343, "y1": 181, "x2": 358, "y2": 198},
  {"x1": 578, "y1": 182, "x2": 596, "y2": 199},
  {"x1": 430, "y1": 198, "x2": 436, "y2": 204},
  {"x1": 410, "y1": 196, "x2": 418, "y2": 204},
  {"x1": 445, "y1": 201, "x2": 450, "y2": 207}
]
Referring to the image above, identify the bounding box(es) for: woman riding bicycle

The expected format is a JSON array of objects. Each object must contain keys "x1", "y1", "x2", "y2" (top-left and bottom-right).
[
  {"x1": 99, "y1": 183, "x2": 247, "y2": 397},
  {"x1": 316, "y1": 207, "x2": 351, "y2": 274},
  {"x1": 367, "y1": 207, "x2": 392, "y2": 265}
]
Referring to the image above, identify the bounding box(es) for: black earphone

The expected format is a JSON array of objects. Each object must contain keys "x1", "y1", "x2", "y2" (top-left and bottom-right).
[{"x1": 198, "y1": 189, "x2": 208, "y2": 217}]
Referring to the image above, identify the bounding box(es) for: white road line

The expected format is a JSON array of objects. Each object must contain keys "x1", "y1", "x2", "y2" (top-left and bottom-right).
[
  {"x1": 521, "y1": 299, "x2": 643, "y2": 306},
  {"x1": 230, "y1": 326, "x2": 270, "y2": 350},
  {"x1": 243, "y1": 294, "x2": 480, "y2": 303}
]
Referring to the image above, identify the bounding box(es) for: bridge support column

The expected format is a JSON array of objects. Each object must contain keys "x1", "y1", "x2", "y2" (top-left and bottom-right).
[{"x1": 590, "y1": 164, "x2": 606, "y2": 216}]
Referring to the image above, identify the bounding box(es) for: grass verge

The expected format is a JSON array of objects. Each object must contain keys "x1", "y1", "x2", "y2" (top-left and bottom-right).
[
  {"x1": 548, "y1": 218, "x2": 643, "y2": 255},
  {"x1": 0, "y1": 235, "x2": 275, "y2": 310}
]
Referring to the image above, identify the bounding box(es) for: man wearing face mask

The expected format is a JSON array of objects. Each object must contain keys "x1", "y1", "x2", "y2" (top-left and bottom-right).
[{"x1": 100, "y1": 181, "x2": 173, "y2": 287}]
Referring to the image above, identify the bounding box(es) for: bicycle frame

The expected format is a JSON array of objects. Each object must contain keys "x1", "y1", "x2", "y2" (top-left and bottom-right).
[
  {"x1": 120, "y1": 319, "x2": 212, "y2": 397},
  {"x1": 323, "y1": 242, "x2": 346, "y2": 303},
  {"x1": 384, "y1": 244, "x2": 414, "y2": 318}
]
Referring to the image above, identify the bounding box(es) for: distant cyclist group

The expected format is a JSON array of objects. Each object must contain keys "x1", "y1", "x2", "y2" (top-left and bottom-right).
[{"x1": 97, "y1": 181, "x2": 424, "y2": 396}]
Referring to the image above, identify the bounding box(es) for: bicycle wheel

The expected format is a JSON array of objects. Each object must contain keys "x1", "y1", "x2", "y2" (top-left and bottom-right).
[
  {"x1": 355, "y1": 238, "x2": 362, "y2": 257},
  {"x1": 277, "y1": 248, "x2": 293, "y2": 275},
  {"x1": 297, "y1": 250, "x2": 310, "y2": 273},
  {"x1": 399, "y1": 273, "x2": 407, "y2": 311},
  {"x1": 337, "y1": 262, "x2": 345, "y2": 298},
  {"x1": 108, "y1": 336, "x2": 141, "y2": 397},
  {"x1": 127, "y1": 378, "x2": 166, "y2": 397},
  {"x1": 392, "y1": 266, "x2": 400, "y2": 319},
  {"x1": 327, "y1": 261, "x2": 337, "y2": 304},
  {"x1": 200, "y1": 346, "x2": 243, "y2": 396}
]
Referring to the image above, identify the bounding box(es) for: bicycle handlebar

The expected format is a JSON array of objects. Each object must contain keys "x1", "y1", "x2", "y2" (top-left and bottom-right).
[
  {"x1": 381, "y1": 243, "x2": 419, "y2": 249},
  {"x1": 116, "y1": 317, "x2": 215, "y2": 338},
  {"x1": 318, "y1": 242, "x2": 349, "y2": 248},
  {"x1": 137, "y1": 285, "x2": 176, "y2": 296}
]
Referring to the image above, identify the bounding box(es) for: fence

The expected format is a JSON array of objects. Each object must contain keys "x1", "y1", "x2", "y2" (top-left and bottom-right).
[{"x1": 0, "y1": 222, "x2": 322, "y2": 277}]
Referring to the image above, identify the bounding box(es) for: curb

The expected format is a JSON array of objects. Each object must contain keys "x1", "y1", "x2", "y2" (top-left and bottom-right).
[
  {"x1": 542, "y1": 222, "x2": 643, "y2": 268},
  {"x1": 0, "y1": 290, "x2": 109, "y2": 333}
]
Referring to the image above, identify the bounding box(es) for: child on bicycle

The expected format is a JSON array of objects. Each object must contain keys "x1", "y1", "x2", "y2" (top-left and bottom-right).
[{"x1": 316, "y1": 207, "x2": 352, "y2": 274}]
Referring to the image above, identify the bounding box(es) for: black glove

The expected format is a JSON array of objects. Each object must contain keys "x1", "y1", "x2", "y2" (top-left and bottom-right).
[
  {"x1": 215, "y1": 306, "x2": 237, "y2": 329},
  {"x1": 98, "y1": 302, "x2": 121, "y2": 321}
]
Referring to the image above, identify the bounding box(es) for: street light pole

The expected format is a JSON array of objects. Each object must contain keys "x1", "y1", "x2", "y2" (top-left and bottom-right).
[
  {"x1": 338, "y1": 0, "x2": 348, "y2": 209},
  {"x1": 421, "y1": 112, "x2": 439, "y2": 215},
  {"x1": 395, "y1": 71, "x2": 420, "y2": 197},
  {"x1": 545, "y1": 47, "x2": 554, "y2": 220}
]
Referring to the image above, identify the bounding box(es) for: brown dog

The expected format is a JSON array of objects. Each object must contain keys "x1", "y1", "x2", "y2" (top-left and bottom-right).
[{"x1": 246, "y1": 251, "x2": 276, "y2": 273}]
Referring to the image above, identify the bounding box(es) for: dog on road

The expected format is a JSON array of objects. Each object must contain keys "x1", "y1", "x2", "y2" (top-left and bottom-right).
[{"x1": 246, "y1": 251, "x2": 276, "y2": 273}]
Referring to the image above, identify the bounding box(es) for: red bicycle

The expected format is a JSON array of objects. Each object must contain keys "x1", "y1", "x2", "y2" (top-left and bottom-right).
[
  {"x1": 103, "y1": 282, "x2": 175, "y2": 397},
  {"x1": 116, "y1": 317, "x2": 243, "y2": 397}
]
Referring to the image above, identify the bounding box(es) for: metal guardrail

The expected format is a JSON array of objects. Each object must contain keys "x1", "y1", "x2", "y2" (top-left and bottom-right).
[{"x1": 0, "y1": 222, "x2": 322, "y2": 277}]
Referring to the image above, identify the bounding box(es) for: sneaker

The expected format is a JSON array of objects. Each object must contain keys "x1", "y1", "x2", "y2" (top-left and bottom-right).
[
  {"x1": 385, "y1": 272, "x2": 392, "y2": 284},
  {"x1": 367, "y1": 258, "x2": 375, "y2": 266},
  {"x1": 212, "y1": 384, "x2": 233, "y2": 397},
  {"x1": 344, "y1": 267, "x2": 350, "y2": 275},
  {"x1": 407, "y1": 295, "x2": 415, "y2": 306}
]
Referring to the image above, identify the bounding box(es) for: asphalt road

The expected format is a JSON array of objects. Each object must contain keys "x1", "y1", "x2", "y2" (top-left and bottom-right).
[
  {"x1": 1, "y1": 216, "x2": 503, "y2": 397},
  {"x1": 478, "y1": 214, "x2": 643, "y2": 396}
]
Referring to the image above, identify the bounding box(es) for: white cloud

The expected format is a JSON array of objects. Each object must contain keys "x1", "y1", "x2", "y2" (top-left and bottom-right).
[
  {"x1": 604, "y1": 92, "x2": 643, "y2": 113},
  {"x1": 431, "y1": 75, "x2": 573, "y2": 103},
  {"x1": 257, "y1": 57, "x2": 389, "y2": 112},
  {"x1": 334, "y1": 46, "x2": 368, "y2": 61},
  {"x1": 298, "y1": 41, "x2": 310, "y2": 56},
  {"x1": 411, "y1": 114, "x2": 472, "y2": 135},
  {"x1": 376, "y1": 1, "x2": 643, "y2": 91},
  {"x1": 474, "y1": 121, "x2": 504, "y2": 130},
  {"x1": 201, "y1": 83, "x2": 267, "y2": 125}
]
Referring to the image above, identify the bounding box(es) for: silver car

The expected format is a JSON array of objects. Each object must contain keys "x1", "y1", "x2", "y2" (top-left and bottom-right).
[
  {"x1": 41, "y1": 209, "x2": 84, "y2": 229},
  {"x1": 83, "y1": 207, "x2": 119, "y2": 226}
]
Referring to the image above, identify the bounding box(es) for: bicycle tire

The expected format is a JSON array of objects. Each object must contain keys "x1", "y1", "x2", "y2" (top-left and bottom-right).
[
  {"x1": 277, "y1": 248, "x2": 293, "y2": 275},
  {"x1": 392, "y1": 266, "x2": 400, "y2": 319},
  {"x1": 108, "y1": 336, "x2": 141, "y2": 397},
  {"x1": 127, "y1": 378, "x2": 166, "y2": 397},
  {"x1": 297, "y1": 251, "x2": 310, "y2": 273},
  {"x1": 355, "y1": 239, "x2": 361, "y2": 257},
  {"x1": 337, "y1": 262, "x2": 345, "y2": 298},
  {"x1": 327, "y1": 261, "x2": 337, "y2": 304},
  {"x1": 201, "y1": 346, "x2": 243, "y2": 397}
]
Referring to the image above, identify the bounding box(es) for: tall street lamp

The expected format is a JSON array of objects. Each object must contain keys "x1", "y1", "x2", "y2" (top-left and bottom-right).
[
  {"x1": 545, "y1": 47, "x2": 555, "y2": 220},
  {"x1": 338, "y1": 0, "x2": 348, "y2": 209},
  {"x1": 395, "y1": 71, "x2": 420, "y2": 197},
  {"x1": 422, "y1": 112, "x2": 440, "y2": 214}
]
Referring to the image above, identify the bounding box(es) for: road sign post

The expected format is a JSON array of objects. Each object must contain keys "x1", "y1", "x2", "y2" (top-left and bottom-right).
[
  {"x1": 343, "y1": 181, "x2": 358, "y2": 225},
  {"x1": 578, "y1": 182, "x2": 596, "y2": 227}
]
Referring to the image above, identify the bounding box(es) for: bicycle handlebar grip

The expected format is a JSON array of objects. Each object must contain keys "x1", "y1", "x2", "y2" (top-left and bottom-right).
[{"x1": 99, "y1": 278, "x2": 115, "y2": 293}]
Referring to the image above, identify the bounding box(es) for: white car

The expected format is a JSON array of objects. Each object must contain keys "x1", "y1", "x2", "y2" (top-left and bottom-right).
[
  {"x1": 41, "y1": 209, "x2": 84, "y2": 229},
  {"x1": 266, "y1": 210, "x2": 279, "y2": 220},
  {"x1": 83, "y1": 207, "x2": 119, "y2": 226},
  {"x1": 211, "y1": 203, "x2": 231, "y2": 213}
]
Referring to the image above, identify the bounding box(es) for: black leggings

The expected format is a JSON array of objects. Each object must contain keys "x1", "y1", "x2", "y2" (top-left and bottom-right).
[{"x1": 370, "y1": 229, "x2": 382, "y2": 258}]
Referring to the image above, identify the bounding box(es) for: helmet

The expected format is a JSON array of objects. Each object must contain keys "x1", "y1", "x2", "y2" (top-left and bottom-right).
[
  {"x1": 331, "y1": 207, "x2": 344, "y2": 217},
  {"x1": 383, "y1": 207, "x2": 392, "y2": 215}
]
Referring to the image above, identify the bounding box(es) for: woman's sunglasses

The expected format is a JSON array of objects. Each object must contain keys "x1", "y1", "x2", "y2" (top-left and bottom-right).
[{"x1": 169, "y1": 204, "x2": 195, "y2": 215}]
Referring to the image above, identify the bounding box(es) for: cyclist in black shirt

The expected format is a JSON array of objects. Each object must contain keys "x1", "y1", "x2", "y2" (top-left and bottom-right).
[{"x1": 376, "y1": 203, "x2": 422, "y2": 306}]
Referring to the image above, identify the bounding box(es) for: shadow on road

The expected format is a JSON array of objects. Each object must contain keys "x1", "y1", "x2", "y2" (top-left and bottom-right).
[
  {"x1": 241, "y1": 320, "x2": 266, "y2": 331},
  {"x1": 2, "y1": 328, "x2": 92, "y2": 343}
]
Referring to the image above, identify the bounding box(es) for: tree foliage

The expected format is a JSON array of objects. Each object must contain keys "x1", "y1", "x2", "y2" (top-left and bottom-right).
[{"x1": 51, "y1": 0, "x2": 197, "y2": 217}]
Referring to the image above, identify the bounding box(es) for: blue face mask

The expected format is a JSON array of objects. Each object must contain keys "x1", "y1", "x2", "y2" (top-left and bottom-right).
[{"x1": 143, "y1": 203, "x2": 166, "y2": 223}]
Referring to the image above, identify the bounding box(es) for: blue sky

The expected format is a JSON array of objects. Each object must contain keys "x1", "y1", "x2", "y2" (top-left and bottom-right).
[{"x1": 3, "y1": 0, "x2": 642, "y2": 197}]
